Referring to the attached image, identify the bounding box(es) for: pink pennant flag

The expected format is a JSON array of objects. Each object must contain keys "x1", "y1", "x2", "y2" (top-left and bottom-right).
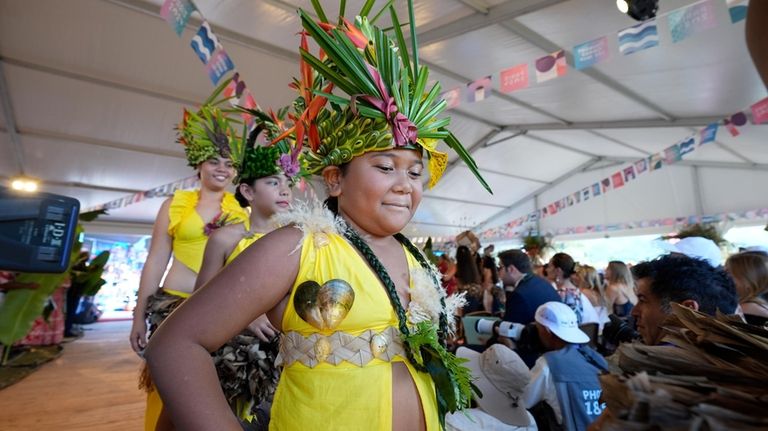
[
  {"x1": 466, "y1": 76, "x2": 492, "y2": 103},
  {"x1": 750, "y1": 98, "x2": 768, "y2": 124},
  {"x1": 535, "y1": 50, "x2": 567, "y2": 83},
  {"x1": 500, "y1": 64, "x2": 529, "y2": 93},
  {"x1": 668, "y1": 0, "x2": 717, "y2": 44},
  {"x1": 440, "y1": 87, "x2": 461, "y2": 110},
  {"x1": 611, "y1": 172, "x2": 625, "y2": 189},
  {"x1": 634, "y1": 158, "x2": 648, "y2": 174}
]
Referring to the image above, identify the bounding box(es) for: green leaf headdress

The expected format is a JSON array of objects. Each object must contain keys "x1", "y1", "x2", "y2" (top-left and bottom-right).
[
  {"x1": 279, "y1": 0, "x2": 491, "y2": 193},
  {"x1": 176, "y1": 79, "x2": 243, "y2": 168},
  {"x1": 235, "y1": 106, "x2": 304, "y2": 184}
]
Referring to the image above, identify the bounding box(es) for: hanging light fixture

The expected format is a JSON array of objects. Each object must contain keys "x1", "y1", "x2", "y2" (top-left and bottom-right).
[
  {"x1": 616, "y1": 0, "x2": 659, "y2": 21},
  {"x1": 10, "y1": 177, "x2": 39, "y2": 192}
]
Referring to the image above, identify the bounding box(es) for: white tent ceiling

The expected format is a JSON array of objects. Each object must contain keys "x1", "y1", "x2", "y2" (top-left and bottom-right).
[{"x1": 1, "y1": 0, "x2": 766, "y2": 241}]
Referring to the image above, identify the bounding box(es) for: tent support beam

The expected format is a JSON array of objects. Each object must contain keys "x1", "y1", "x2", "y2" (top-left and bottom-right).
[
  {"x1": 692, "y1": 166, "x2": 704, "y2": 217},
  {"x1": 475, "y1": 157, "x2": 603, "y2": 231},
  {"x1": 0, "y1": 127, "x2": 186, "y2": 159},
  {"x1": 0, "y1": 60, "x2": 24, "y2": 175},
  {"x1": 421, "y1": 194, "x2": 508, "y2": 209},
  {"x1": 413, "y1": 0, "x2": 568, "y2": 47}
]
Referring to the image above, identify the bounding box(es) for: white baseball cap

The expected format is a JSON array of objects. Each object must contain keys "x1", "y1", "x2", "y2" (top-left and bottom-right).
[
  {"x1": 534, "y1": 301, "x2": 590, "y2": 344},
  {"x1": 668, "y1": 236, "x2": 722, "y2": 267},
  {"x1": 457, "y1": 345, "x2": 531, "y2": 426}
]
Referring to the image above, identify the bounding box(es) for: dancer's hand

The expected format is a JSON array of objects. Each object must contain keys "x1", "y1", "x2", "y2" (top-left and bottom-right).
[
  {"x1": 247, "y1": 314, "x2": 277, "y2": 342},
  {"x1": 130, "y1": 317, "x2": 148, "y2": 354}
]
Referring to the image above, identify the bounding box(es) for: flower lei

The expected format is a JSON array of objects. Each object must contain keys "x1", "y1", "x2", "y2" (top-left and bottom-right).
[{"x1": 342, "y1": 225, "x2": 478, "y2": 429}]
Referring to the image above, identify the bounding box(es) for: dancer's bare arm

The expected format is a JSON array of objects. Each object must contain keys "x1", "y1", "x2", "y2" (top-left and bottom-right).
[{"x1": 145, "y1": 225, "x2": 302, "y2": 430}]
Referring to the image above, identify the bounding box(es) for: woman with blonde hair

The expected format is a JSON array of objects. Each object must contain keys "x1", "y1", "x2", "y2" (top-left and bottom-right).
[
  {"x1": 604, "y1": 260, "x2": 636, "y2": 317},
  {"x1": 726, "y1": 252, "x2": 768, "y2": 326}
]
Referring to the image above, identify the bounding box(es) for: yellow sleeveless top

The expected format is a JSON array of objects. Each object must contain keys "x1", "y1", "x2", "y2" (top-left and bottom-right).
[
  {"x1": 167, "y1": 189, "x2": 246, "y2": 273},
  {"x1": 225, "y1": 232, "x2": 264, "y2": 265},
  {"x1": 270, "y1": 231, "x2": 440, "y2": 431}
]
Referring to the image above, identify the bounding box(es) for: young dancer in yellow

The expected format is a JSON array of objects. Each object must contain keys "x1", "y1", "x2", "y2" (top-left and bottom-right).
[
  {"x1": 195, "y1": 118, "x2": 296, "y2": 429},
  {"x1": 146, "y1": 2, "x2": 491, "y2": 429},
  {"x1": 130, "y1": 91, "x2": 248, "y2": 430}
]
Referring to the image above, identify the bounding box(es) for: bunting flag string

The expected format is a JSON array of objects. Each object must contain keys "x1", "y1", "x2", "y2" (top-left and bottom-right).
[
  {"x1": 439, "y1": 0, "x2": 748, "y2": 110},
  {"x1": 478, "y1": 207, "x2": 768, "y2": 241},
  {"x1": 87, "y1": 175, "x2": 200, "y2": 212},
  {"x1": 477, "y1": 95, "x2": 768, "y2": 242}
]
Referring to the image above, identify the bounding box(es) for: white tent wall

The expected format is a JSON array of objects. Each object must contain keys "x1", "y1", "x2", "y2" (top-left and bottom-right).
[{"x1": 1, "y1": 0, "x2": 766, "y2": 240}]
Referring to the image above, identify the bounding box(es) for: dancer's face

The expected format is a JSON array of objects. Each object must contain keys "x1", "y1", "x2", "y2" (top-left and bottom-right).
[
  {"x1": 241, "y1": 174, "x2": 292, "y2": 218},
  {"x1": 325, "y1": 149, "x2": 423, "y2": 238},
  {"x1": 198, "y1": 157, "x2": 235, "y2": 190}
]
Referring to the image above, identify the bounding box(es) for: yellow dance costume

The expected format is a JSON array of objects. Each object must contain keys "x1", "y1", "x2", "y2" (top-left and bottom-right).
[
  {"x1": 270, "y1": 222, "x2": 439, "y2": 430},
  {"x1": 145, "y1": 189, "x2": 246, "y2": 431}
]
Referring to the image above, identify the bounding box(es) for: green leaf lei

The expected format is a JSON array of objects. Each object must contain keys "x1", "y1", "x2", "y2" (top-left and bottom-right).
[{"x1": 342, "y1": 225, "x2": 478, "y2": 429}]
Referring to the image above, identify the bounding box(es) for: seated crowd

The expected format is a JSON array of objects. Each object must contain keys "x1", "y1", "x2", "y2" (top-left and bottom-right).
[{"x1": 436, "y1": 233, "x2": 766, "y2": 431}]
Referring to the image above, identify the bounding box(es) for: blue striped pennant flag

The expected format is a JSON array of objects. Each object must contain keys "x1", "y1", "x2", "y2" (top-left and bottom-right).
[{"x1": 618, "y1": 20, "x2": 659, "y2": 56}]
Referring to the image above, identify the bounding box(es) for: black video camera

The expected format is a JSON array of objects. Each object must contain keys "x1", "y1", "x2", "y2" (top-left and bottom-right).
[{"x1": 0, "y1": 186, "x2": 80, "y2": 273}]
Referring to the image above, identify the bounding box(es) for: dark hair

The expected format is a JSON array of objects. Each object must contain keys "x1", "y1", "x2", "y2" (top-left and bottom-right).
[
  {"x1": 234, "y1": 179, "x2": 256, "y2": 208},
  {"x1": 498, "y1": 249, "x2": 532, "y2": 274},
  {"x1": 455, "y1": 245, "x2": 481, "y2": 285},
  {"x1": 635, "y1": 254, "x2": 738, "y2": 315},
  {"x1": 550, "y1": 252, "x2": 576, "y2": 278}
]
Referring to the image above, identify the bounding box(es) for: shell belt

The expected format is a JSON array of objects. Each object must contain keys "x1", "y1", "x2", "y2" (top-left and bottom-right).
[{"x1": 276, "y1": 326, "x2": 405, "y2": 368}]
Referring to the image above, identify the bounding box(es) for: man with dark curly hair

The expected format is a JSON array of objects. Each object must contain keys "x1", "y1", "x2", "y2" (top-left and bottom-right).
[{"x1": 631, "y1": 254, "x2": 738, "y2": 346}]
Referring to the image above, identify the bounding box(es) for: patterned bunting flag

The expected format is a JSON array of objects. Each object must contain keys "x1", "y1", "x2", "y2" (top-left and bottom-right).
[
  {"x1": 440, "y1": 87, "x2": 461, "y2": 109},
  {"x1": 582, "y1": 187, "x2": 590, "y2": 201},
  {"x1": 591, "y1": 183, "x2": 601, "y2": 197},
  {"x1": 611, "y1": 171, "x2": 625, "y2": 189},
  {"x1": 500, "y1": 64, "x2": 529, "y2": 93},
  {"x1": 535, "y1": 50, "x2": 567, "y2": 83},
  {"x1": 649, "y1": 153, "x2": 663, "y2": 171},
  {"x1": 668, "y1": 1, "x2": 717, "y2": 44},
  {"x1": 634, "y1": 158, "x2": 648, "y2": 174},
  {"x1": 206, "y1": 48, "x2": 235, "y2": 85},
  {"x1": 726, "y1": 0, "x2": 748, "y2": 24},
  {"x1": 467, "y1": 76, "x2": 492, "y2": 102},
  {"x1": 664, "y1": 144, "x2": 682, "y2": 164},
  {"x1": 618, "y1": 20, "x2": 659, "y2": 55},
  {"x1": 573, "y1": 191, "x2": 582, "y2": 204},
  {"x1": 191, "y1": 21, "x2": 221, "y2": 65},
  {"x1": 161, "y1": 0, "x2": 196, "y2": 36},
  {"x1": 623, "y1": 165, "x2": 636, "y2": 182},
  {"x1": 224, "y1": 72, "x2": 246, "y2": 105},
  {"x1": 723, "y1": 111, "x2": 747, "y2": 137},
  {"x1": 699, "y1": 123, "x2": 718, "y2": 145},
  {"x1": 547, "y1": 203, "x2": 558, "y2": 215},
  {"x1": 573, "y1": 36, "x2": 610, "y2": 70},
  {"x1": 751, "y1": 97, "x2": 768, "y2": 124},
  {"x1": 601, "y1": 178, "x2": 612, "y2": 193},
  {"x1": 678, "y1": 136, "x2": 696, "y2": 156}
]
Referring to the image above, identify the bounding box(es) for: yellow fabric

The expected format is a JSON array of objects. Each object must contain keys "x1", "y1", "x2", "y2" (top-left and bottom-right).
[
  {"x1": 160, "y1": 288, "x2": 191, "y2": 299},
  {"x1": 144, "y1": 388, "x2": 163, "y2": 431},
  {"x1": 167, "y1": 189, "x2": 247, "y2": 273},
  {"x1": 225, "y1": 232, "x2": 264, "y2": 266},
  {"x1": 270, "y1": 232, "x2": 439, "y2": 431}
]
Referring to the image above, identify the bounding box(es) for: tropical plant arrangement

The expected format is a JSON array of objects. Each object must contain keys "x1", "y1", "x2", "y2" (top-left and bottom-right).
[
  {"x1": 523, "y1": 230, "x2": 552, "y2": 263},
  {"x1": 0, "y1": 210, "x2": 109, "y2": 365},
  {"x1": 661, "y1": 223, "x2": 727, "y2": 246}
]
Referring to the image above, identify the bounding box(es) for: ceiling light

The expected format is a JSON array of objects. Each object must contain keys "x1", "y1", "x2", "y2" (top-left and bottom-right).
[
  {"x1": 10, "y1": 177, "x2": 39, "y2": 192},
  {"x1": 618, "y1": 0, "x2": 659, "y2": 21}
]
